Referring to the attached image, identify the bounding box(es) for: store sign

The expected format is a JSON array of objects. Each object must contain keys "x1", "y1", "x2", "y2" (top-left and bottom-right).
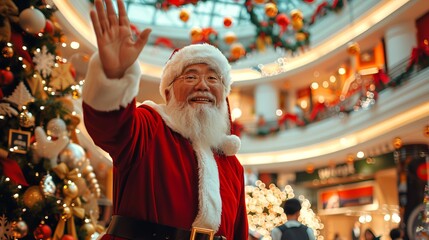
[
  {"x1": 318, "y1": 163, "x2": 355, "y2": 180},
  {"x1": 317, "y1": 181, "x2": 378, "y2": 215}
]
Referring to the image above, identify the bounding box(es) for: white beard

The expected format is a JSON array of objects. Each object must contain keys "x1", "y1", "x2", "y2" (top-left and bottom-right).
[{"x1": 165, "y1": 91, "x2": 230, "y2": 150}]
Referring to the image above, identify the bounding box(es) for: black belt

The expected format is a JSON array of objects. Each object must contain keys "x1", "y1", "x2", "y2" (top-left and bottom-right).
[{"x1": 106, "y1": 215, "x2": 227, "y2": 240}]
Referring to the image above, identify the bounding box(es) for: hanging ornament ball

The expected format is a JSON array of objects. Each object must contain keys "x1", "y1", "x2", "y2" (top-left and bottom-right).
[
  {"x1": 63, "y1": 181, "x2": 79, "y2": 199},
  {"x1": 295, "y1": 32, "x2": 307, "y2": 42},
  {"x1": 44, "y1": 19, "x2": 54, "y2": 34},
  {"x1": 59, "y1": 143, "x2": 86, "y2": 170},
  {"x1": 62, "y1": 207, "x2": 72, "y2": 220},
  {"x1": 223, "y1": 17, "x2": 233, "y2": 28},
  {"x1": 393, "y1": 137, "x2": 403, "y2": 149},
  {"x1": 347, "y1": 42, "x2": 360, "y2": 55},
  {"x1": 12, "y1": 220, "x2": 28, "y2": 238},
  {"x1": 290, "y1": 9, "x2": 303, "y2": 20},
  {"x1": 275, "y1": 13, "x2": 290, "y2": 27},
  {"x1": 189, "y1": 26, "x2": 203, "y2": 43},
  {"x1": 23, "y1": 186, "x2": 44, "y2": 208},
  {"x1": 179, "y1": 9, "x2": 190, "y2": 22},
  {"x1": 80, "y1": 223, "x2": 96, "y2": 240},
  {"x1": 61, "y1": 234, "x2": 75, "y2": 240},
  {"x1": 223, "y1": 31, "x2": 237, "y2": 45},
  {"x1": 2, "y1": 46, "x2": 14, "y2": 58},
  {"x1": 347, "y1": 154, "x2": 355, "y2": 164},
  {"x1": 291, "y1": 19, "x2": 303, "y2": 31},
  {"x1": 264, "y1": 3, "x2": 278, "y2": 18},
  {"x1": 230, "y1": 43, "x2": 246, "y2": 60},
  {"x1": 19, "y1": 7, "x2": 46, "y2": 34},
  {"x1": 33, "y1": 224, "x2": 52, "y2": 240},
  {"x1": 253, "y1": 0, "x2": 266, "y2": 4},
  {"x1": 0, "y1": 69, "x2": 14, "y2": 85},
  {"x1": 47, "y1": 118, "x2": 67, "y2": 138},
  {"x1": 19, "y1": 110, "x2": 36, "y2": 128},
  {"x1": 306, "y1": 163, "x2": 315, "y2": 174}
]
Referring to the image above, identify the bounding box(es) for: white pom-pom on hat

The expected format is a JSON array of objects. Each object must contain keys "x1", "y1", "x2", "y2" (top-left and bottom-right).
[
  {"x1": 219, "y1": 134, "x2": 241, "y2": 156},
  {"x1": 159, "y1": 44, "x2": 232, "y2": 102}
]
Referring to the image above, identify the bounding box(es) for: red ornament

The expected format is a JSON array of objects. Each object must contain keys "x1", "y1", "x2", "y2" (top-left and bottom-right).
[
  {"x1": 44, "y1": 20, "x2": 54, "y2": 34},
  {"x1": 61, "y1": 234, "x2": 75, "y2": 240},
  {"x1": 33, "y1": 224, "x2": 52, "y2": 240},
  {"x1": 275, "y1": 13, "x2": 289, "y2": 34},
  {"x1": 0, "y1": 69, "x2": 14, "y2": 85},
  {"x1": 223, "y1": 17, "x2": 233, "y2": 28},
  {"x1": 303, "y1": 0, "x2": 315, "y2": 3}
]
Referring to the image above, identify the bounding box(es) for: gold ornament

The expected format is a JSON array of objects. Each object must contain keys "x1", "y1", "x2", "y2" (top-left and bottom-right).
[
  {"x1": 264, "y1": 3, "x2": 278, "y2": 18},
  {"x1": 230, "y1": 43, "x2": 246, "y2": 60},
  {"x1": 393, "y1": 137, "x2": 402, "y2": 149},
  {"x1": 80, "y1": 223, "x2": 96, "y2": 240},
  {"x1": 63, "y1": 181, "x2": 79, "y2": 199},
  {"x1": 23, "y1": 186, "x2": 44, "y2": 208},
  {"x1": 179, "y1": 9, "x2": 190, "y2": 22},
  {"x1": 223, "y1": 31, "x2": 237, "y2": 45},
  {"x1": 295, "y1": 32, "x2": 307, "y2": 42},
  {"x1": 291, "y1": 19, "x2": 303, "y2": 31},
  {"x1": 2, "y1": 46, "x2": 14, "y2": 58},
  {"x1": 290, "y1": 9, "x2": 303, "y2": 20},
  {"x1": 253, "y1": 0, "x2": 265, "y2": 4},
  {"x1": 347, "y1": 42, "x2": 360, "y2": 55},
  {"x1": 62, "y1": 206, "x2": 72, "y2": 220},
  {"x1": 424, "y1": 125, "x2": 429, "y2": 137},
  {"x1": 19, "y1": 110, "x2": 35, "y2": 128},
  {"x1": 189, "y1": 26, "x2": 203, "y2": 43},
  {"x1": 12, "y1": 220, "x2": 28, "y2": 238}
]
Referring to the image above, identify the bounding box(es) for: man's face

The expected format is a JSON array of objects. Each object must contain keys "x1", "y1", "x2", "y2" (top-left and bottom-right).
[{"x1": 166, "y1": 63, "x2": 224, "y2": 108}]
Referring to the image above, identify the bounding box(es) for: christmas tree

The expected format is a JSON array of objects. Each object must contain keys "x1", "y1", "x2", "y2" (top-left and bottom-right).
[{"x1": 0, "y1": 1, "x2": 104, "y2": 239}]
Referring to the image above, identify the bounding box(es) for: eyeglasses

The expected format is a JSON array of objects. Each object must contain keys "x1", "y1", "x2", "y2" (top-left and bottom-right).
[{"x1": 171, "y1": 73, "x2": 223, "y2": 86}]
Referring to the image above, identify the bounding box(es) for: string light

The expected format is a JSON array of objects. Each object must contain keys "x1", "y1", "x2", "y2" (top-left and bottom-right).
[{"x1": 246, "y1": 180, "x2": 324, "y2": 239}]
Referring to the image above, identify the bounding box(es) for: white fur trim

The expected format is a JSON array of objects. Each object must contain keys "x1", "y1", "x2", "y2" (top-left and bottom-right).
[
  {"x1": 143, "y1": 101, "x2": 222, "y2": 231},
  {"x1": 82, "y1": 53, "x2": 141, "y2": 111},
  {"x1": 219, "y1": 135, "x2": 241, "y2": 156},
  {"x1": 159, "y1": 44, "x2": 232, "y2": 102}
]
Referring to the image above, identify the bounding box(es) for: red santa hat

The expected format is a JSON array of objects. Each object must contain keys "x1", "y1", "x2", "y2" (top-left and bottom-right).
[{"x1": 159, "y1": 43, "x2": 232, "y2": 102}]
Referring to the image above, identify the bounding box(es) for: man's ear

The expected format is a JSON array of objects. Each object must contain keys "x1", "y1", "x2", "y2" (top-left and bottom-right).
[{"x1": 165, "y1": 89, "x2": 171, "y2": 103}]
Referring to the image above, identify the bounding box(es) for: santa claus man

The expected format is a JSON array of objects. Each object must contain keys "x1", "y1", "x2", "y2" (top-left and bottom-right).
[{"x1": 82, "y1": 0, "x2": 248, "y2": 239}]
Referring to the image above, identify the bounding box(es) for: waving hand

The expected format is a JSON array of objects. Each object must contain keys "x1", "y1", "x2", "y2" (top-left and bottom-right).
[{"x1": 90, "y1": 0, "x2": 151, "y2": 79}]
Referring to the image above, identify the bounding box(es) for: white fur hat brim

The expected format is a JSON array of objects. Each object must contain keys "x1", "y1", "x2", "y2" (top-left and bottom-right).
[{"x1": 159, "y1": 44, "x2": 232, "y2": 102}]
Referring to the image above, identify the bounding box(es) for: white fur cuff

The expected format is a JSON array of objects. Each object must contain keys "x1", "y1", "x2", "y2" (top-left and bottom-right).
[{"x1": 82, "y1": 53, "x2": 141, "y2": 111}]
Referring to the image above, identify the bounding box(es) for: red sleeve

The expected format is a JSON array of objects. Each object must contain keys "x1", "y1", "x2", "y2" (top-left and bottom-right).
[{"x1": 235, "y1": 165, "x2": 249, "y2": 240}]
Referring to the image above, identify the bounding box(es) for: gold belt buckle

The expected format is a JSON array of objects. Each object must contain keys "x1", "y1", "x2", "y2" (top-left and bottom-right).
[{"x1": 190, "y1": 227, "x2": 215, "y2": 240}]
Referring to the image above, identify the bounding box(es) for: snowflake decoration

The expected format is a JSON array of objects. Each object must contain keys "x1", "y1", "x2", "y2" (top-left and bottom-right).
[
  {"x1": 33, "y1": 45, "x2": 55, "y2": 78},
  {"x1": 0, "y1": 214, "x2": 14, "y2": 240}
]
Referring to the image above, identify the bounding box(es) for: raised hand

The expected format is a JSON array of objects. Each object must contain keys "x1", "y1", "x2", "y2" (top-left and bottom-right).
[{"x1": 90, "y1": 0, "x2": 151, "y2": 79}]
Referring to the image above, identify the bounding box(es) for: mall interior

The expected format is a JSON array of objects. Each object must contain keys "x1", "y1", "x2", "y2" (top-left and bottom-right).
[{"x1": 0, "y1": 0, "x2": 428, "y2": 239}]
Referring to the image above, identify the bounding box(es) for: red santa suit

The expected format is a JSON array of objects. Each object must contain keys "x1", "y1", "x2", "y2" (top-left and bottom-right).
[{"x1": 82, "y1": 45, "x2": 248, "y2": 240}]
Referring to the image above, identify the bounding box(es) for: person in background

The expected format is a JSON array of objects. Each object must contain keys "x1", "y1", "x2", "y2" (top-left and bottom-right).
[
  {"x1": 82, "y1": 0, "x2": 248, "y2": 239},
  {"x1": 351, "y1": 221, "x2": 361, "y2": 240},
  {"x1": 364, "y1": 228, "x2": 381, "y2": 240},
  {"x1": 270, "y1": 198, "x2": 316, "y2": 240},
  {"x1": 389, "y1": 227, "x2": 404, "y2": 240}
]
